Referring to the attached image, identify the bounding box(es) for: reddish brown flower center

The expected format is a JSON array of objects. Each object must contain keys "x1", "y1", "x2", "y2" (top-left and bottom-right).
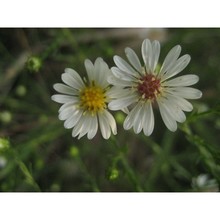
[{"x1": 137, "y1": 74, "x2": 161, "y2": 100}]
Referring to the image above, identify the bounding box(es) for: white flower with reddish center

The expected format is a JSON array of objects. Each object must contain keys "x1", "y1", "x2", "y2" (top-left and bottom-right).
[
  {"x1": 51, "y1": 58, "x2": 117, "y2": 139},
  {"x1": 108, "y1": 39, "x2": 202, "y2": 136}
]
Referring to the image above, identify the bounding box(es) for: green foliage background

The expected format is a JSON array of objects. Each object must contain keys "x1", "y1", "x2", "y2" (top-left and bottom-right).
[{"x1": 0, "y1": 28, "x2": 220, "y2": 192}]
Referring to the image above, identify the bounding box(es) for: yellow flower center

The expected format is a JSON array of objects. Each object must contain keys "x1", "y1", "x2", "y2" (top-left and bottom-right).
[{"x1": 80, "y1": 83, "x2": 106, "y2": 115}]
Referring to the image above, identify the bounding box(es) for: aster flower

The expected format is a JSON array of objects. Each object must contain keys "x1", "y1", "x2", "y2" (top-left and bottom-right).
[
  {"x1": 108, "y1": 39, "x2": 202, "y2": 136},
  {"x1": 51, "y1": 57, "x2": 117, "y2": 139}
]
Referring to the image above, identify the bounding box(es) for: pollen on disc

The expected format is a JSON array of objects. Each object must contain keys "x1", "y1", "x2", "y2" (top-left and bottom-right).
[
  {"x1": 80, "y1": 85, "x2": 106, "y2": 114},
  {"x1": 137, "y1": 74, "x2": 161, "y2": 100}
]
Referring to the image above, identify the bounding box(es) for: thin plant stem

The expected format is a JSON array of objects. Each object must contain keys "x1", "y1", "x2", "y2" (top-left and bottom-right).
[
  {"x1": 110, "y1": 136, "x2": 144, "y2": 192},
  {"x1": 74, "y1": 153, "x2": 100, "y2": 192}
]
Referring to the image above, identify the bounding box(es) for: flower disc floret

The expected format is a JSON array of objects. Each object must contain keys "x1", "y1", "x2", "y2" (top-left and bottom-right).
[
  {"x1": 80, "y1": 83, "x2": 106, "y2": 114},
  {"x1": 137, "y1": 74, "x2": 161, "y2": 100}
]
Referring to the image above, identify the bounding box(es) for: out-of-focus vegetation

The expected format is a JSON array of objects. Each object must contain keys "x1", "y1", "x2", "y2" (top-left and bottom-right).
[{"x1": 0, "y1": 28, "x2": 220, "y2": 192}]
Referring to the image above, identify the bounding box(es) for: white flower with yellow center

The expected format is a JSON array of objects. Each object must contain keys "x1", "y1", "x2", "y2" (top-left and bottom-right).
[
  {"x1": 51, "y1": 58, "x2": 117, "y2": 139},
  {"x1": 108, "y1": 39, "x2": 202, "y2": 136}
]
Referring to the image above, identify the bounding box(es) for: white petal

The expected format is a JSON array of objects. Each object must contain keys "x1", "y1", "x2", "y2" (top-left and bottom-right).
[
  {"x1": 94, "y1": 57, "x2": 109, "y2": 88},
  {"x1": 71, "y1": 115, "x2": 87, "y2": 138},
  {"x1": 94, "y1": 58, "x2": 103, "y2": 84},
  {"x1": 87, "y1": 116, "x2": 98, "y2": 139},
  {"x1": 53, "y1": 83, "x2": 79, "y2": 95},
  {"x1": 132, "y1": 103, "x2": 143, "y2": 134},
  {"x1": 141, "y1": 39, "x2": 152, "y2": 73},
  {"x1": 133, "y1": 104, "x2": 145, "y2": 134},
  {"x1": 62, "y1": 72, "x2": 84, "y2": 91},
  {"x1": 108, "y1": 94, "x2": 138, "y2": 110},
  {"x1": 71, "y1": 123, "x2": 82, "y2": 138},
  {"x1": 122, "y1": 107, "x2": 129, "y2": 114},
  {"x1": 143, "y1": 102, "x2": 154, "y2": 136},
  {"x1": 84, "y1": 59, "x2": 94, "y2": 82},
  {"x1": 58, "y1": 105, "x2": 75, "y2": 120},
  {"x1": 102, "y1": 110, "x2": 117, "y2": 135},
  {"x1": 51, "y1": 94, "x2": 78, "y2": 104},
  {"x1": 65, "y1": 68, "x2": 85, "y2": 87},
  {"x1": 98, "y1": 113, "x2": 111, "y2": 139},
  {"x1": 157, "y1": 99, "x2": 177, "y2": 132},
  {"x1": 64, "y1": 108, "x2": 83, "y2": 129},
  {"x1": 113, "y1": 55, "x2": 136, "y2": 76},
  {"x1": 159, "y1": 45, "x2": 181, "y2": 76},
  {"x1": 163, "y1": 74, "x2": 199, "y2": 87},
  {"x1": 165, "y1": 94, "x2": 193, "y2": 112},
  {"x1": 101, "y1": 63, "x2": 111, "y2": 88},
  {"x1": 111, "y1": 67, "x2": 137, "y2": 81},
  {"x1": 108, "y1": 75, "x2": 134, "y2": 87},
  {"x1": 168, "y1": 87, "x2": 202, "y2": 99},
  {"x1": 162, "y1": 98, "x2": 186, "y2": 123},
  {"x1": 59, "y1": 108, "x2": 73, "y2": 121},
  {"x1": 58, "y1": 101, "x2": 77, "y2": 112},
  {"x1": 77, "y1": 115, "x2": 94, "y2": 139},
  {"x1": 123, "y1": 102, "x2": 142, "y2": 130},
  {"x1": 125, "y1": 47, "x2": 142, "y2": 73},
  {"x1": 151, "y1": 40, "x2": 160, "y2": 72},
  {"x1": 106, "y1": 87, "x2": 133, "y2": 99},
  {"x1": 161, "y1": 55, "x2": 191, "y2": 81}
]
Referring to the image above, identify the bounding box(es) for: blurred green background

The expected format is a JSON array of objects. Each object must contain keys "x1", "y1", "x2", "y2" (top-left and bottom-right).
[{"x1": 0, "y1": 28, "x2": 220, "y2": 192}]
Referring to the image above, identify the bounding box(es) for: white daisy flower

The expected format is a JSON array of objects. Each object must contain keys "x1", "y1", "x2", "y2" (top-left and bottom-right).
[
  {"x1": 108, "y1": 39, "x2": 202, "y2": 136},
  {"x1": 51, "y1": 57, "x2": 117, "y2": 139}
]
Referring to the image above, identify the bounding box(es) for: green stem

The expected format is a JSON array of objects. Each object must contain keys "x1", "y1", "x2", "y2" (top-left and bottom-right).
[
  {"x1": 180, "y1": 124, "x2": 220, "y2": 184},
  {"x1": 119, "y1": 155, "x2": 143, "y2": 192},
  {"x1": 16, "y1": 159, "x2": 41, "y2": 192},
  {"x1": 110, "y1": 136, "x2": 144, "y2": 192},
  {"x1": 75, "y1": 155, "x2": 100, "y2": 192}
]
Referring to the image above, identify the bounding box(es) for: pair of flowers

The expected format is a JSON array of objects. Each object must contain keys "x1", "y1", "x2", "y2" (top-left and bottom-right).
[{"x1": 51, "y1": 38, "x2": 202, "y2": 139}]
